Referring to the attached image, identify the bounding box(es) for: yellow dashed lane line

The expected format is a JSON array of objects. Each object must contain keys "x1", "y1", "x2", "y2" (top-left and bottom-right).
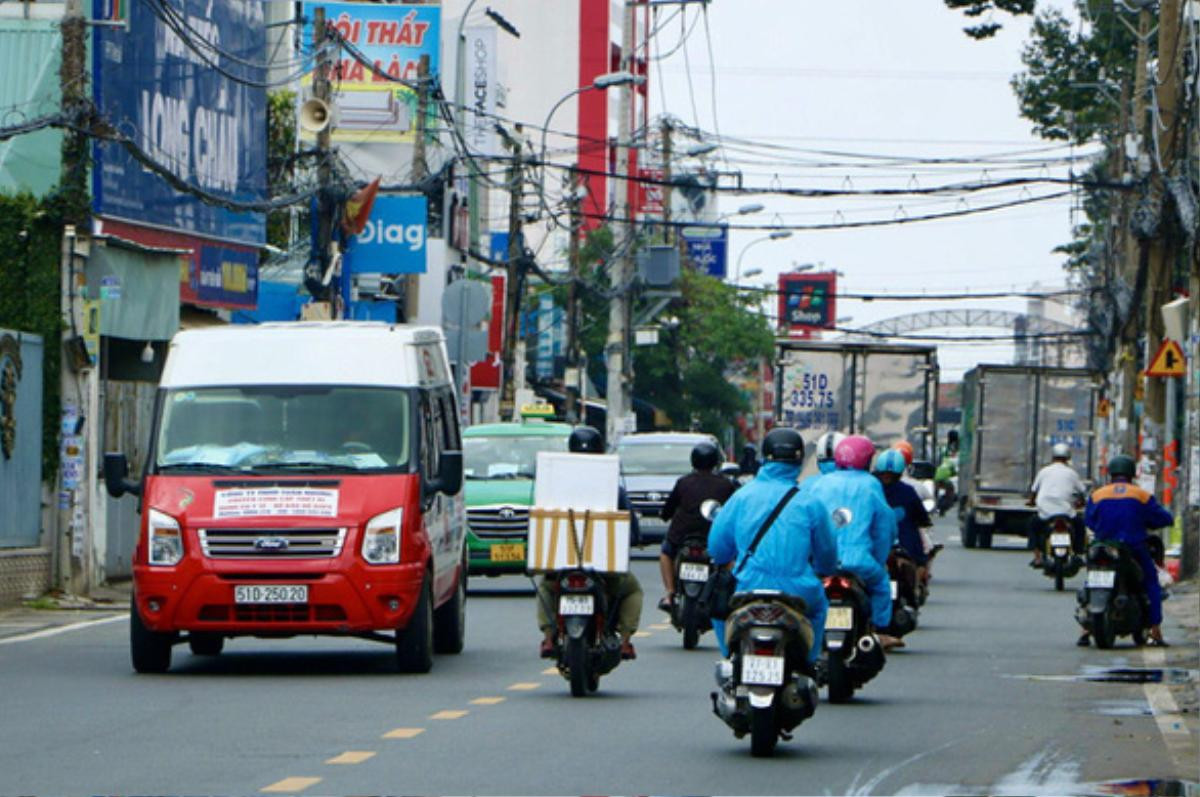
[
  {"x1": 261, "y1": 777, "x2": 321, "y2": 793},
  {"x1": 430, "y1": 709, "x2": 469, "y2": 720},
  {"x1": 382, "y1": 727, "x2": 425, "y2": 739},
  {"x1": 633, "y1": 630, "x2": 652, "y2": 638},
  {"x1": 648, "y1": 623, "x2": 671, "y2": 630},
  {"x1": 542, "y1": 666, "x2": 558, "y2": 675},
  {"x1": 326, "y1": 751, "x2": 376, "y2": 765},
  {"x1": 508, "y1": 681, "x2": 541, "y2": 690},
  {"x1": 470, "y1": 696, "x2": 506, "y2": 705}
]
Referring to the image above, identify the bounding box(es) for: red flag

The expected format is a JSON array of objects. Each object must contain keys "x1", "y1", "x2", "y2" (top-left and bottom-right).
[{"x1": 342, "y1": 177, "x2": 381, "y2": 236}]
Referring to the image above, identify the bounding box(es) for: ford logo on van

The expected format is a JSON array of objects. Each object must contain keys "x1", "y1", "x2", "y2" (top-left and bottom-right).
[{"x1": 254, "y1": 537, "x2": 290, "y2": 552}]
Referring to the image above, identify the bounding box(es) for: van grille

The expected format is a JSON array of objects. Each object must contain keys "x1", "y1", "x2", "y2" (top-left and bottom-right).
[
  {"x1": 198, "y1": 528, "x2": 347, "y2": 559},
  {"x1": 467, "y1": 506, "x2": 529, "y2": 539}
]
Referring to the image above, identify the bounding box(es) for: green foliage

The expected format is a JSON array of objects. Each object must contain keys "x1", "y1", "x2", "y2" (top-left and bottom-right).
[
  {"x1": 943, "y1": 0, "x2": 1034, "y2": 39},
  {"x1": 0, "y1": 192, "x2": 63, "y2": 476},
  {"x1": 267, "y1": 90, "x2": 300, "y2": 252}
]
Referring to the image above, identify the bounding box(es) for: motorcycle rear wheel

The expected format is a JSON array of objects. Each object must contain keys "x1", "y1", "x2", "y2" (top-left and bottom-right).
[
  {"x1": 750, "y1": 705, "x2": 778, "y2": 757},
  {"x1": 1092, "y1": 610, "x2": 1116, "y2": 650},
  {"x1": 681, "y1": 596, "x2": 700, "y2": 650},
  {"x1": 826, "y1": 654, "x2": 855, "y2": 704},
  {"x1": 1053, "y1": 561, "x2": 1065, "y2": 592},
  {"x1": 566, "y1": 636, "x2": 590, "y2": 697}
]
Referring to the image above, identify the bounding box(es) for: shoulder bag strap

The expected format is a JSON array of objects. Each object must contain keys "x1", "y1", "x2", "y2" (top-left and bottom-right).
[{"x1": 733, "y1": 486, "x2": 799, "y2": 577}]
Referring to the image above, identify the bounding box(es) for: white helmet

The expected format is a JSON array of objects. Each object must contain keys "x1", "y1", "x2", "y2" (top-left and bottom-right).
[
  {"x1": 1051, "y1": 442, "x2": 1071, "y2": 460},
  {"x1": 815, "y1": 431, "x2": 847, "y2": 462}
]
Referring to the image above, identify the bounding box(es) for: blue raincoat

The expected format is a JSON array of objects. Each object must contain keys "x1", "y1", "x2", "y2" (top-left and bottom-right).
[
  {"x1": 707, "y1": 462, "x2": 839, "y2": 662},
  {"x1": 806, "y1": 468, "x2": 898, "y2": 629}
]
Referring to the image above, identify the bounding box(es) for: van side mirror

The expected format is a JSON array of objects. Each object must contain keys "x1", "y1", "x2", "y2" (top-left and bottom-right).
[
  {"x1": 103, "y1": 452, "x2": 142, "y2": 498},
  {"x1": 909, "y1": 460, "x2": 935, "y2": 480},
  {"x1": 428, "y1": 450, "x2": 463, "y2": 497}
]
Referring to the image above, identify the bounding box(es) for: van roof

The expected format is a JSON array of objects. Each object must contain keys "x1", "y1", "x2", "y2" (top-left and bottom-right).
[{"x1": 160, "y1": 322, "x2": 451, "y2": 389}]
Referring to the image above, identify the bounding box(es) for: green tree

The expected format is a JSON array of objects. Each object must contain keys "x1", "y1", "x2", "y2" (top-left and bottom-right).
[
  {"x1": 266, "y1": 89, "x2": 299, "y2": 252},
  {"x1": 944, "y1": 0, "x2": 1034, "y2": 39}
]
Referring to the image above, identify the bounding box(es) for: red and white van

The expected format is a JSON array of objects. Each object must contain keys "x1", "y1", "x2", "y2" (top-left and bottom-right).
[{"x1": 104, "y1": 322, "x2": 466, "y2": 673}]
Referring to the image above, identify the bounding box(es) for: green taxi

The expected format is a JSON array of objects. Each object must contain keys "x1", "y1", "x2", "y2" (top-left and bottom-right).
[{"x1": 463, "y1": 407, "x2": 572, "y2": 575}]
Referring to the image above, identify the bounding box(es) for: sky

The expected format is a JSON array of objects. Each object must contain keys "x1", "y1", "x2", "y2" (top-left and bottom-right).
[{"x1": 648, "y1": 0, "x2": 1088, "y2": 381}]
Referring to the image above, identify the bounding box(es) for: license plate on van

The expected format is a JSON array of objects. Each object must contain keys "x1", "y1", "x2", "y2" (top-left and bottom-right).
[
  {"x1": 490, "y1": 543, "x2": 525, "y2": 562},
  {"x1": 234, "y1": 584, "x2": 308, "y2": 604}
]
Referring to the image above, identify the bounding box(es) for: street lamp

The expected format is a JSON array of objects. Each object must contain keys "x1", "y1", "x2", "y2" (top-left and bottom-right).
[
  {"x1": 735, "y1": 230, "x2": 792, "y2": 283},
  {"x1": 539, "y1": 72, "x2": 645, "y2": 191}
]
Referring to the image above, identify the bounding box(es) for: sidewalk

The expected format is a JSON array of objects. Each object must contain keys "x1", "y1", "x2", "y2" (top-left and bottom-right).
[{"x1": 0, "y1": 580, "x2": 130, "y2": 643}]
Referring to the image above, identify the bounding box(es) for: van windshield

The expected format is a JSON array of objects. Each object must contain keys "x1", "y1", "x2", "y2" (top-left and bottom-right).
[
  {"x1": 617, "y1": 442, "x2": 701, "y2": 476},
  {"x1": 154, "y1": 386, "x2": 411, "y2": 473},
  {"x1": 464, "y1": 434, "x2": 568, "y2": 480}
]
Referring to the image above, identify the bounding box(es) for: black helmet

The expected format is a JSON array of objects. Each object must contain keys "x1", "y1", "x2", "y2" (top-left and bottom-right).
[
  {"x1": 947, "y1": 428, "x2": 959, "y2": 443},
  {"x1": 691, "y1": 441, "x2": 721, "y2": 471},
  {"x1": 762, "y1": 427, "x2": 804, "y2": 464},
  {"x1": 1108, "y1": 454, "x2": 1136, "y2": 479},
  {"x1": 568, "y1": 425, "x2": 604, "y2": 454}
]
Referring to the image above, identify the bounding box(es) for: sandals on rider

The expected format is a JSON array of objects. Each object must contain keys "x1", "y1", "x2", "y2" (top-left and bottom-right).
[
  {"x1": 657, "y1": 596, "x2": 674, "y2": 613},
  {"x1": 1145, "y1": 637, "x2": 1170, "y2": 648}
]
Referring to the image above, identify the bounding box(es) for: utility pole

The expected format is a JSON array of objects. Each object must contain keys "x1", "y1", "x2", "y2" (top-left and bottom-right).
[
  {"x1": 566, "y1": 169, "x2": 583, "y2": 423},
  {"x1": 660, "y1": 117, "x2": 672, "y2": 244},
  {"x1": 605, "y1": 1, "x2": 636, "y2": 444},
  {"x1": 312, "y1": 7, "x2": 336, "y2": 317},
  {"x1": 402, "y1": 53, "x2": 432, "y2": 324},
  {"x1": 500, "y1": 129, "x2": 524, "y2": 421}
]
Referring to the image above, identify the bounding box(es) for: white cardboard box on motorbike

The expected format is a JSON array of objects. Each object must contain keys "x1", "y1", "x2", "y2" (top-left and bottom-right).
[{"x1": 527, "y1": 452, "x2": 631, "y2": 574}]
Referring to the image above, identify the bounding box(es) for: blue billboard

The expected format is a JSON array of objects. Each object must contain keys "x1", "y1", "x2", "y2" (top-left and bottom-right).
[
  {"x1": 343, "y1": 194, "x2": 427, "y2": 274},
  {"x1": 681, "y1": 225, "x2": 728, "y2": 278},
  {"x1": 91, "y1": 0, "x2": 267, "y2": 247}
]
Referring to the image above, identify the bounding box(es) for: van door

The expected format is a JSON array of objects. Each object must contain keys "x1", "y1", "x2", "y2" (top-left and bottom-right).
[{"x1": 420, "y1": 389, "x2": 463, "y2": 601}]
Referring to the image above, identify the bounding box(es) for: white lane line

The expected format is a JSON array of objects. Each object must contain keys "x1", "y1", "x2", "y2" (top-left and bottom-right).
[{"x1": 0, "y1": 613, "x2": 126, "y2": 645}]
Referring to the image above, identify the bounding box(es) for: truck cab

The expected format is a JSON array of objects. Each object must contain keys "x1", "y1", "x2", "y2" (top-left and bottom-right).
[
  {"x1": 104, "y1": 322, "x2": 466, "y2": 674},
  {"x1": 462, "y1": 405, "x2": 572, "y2": 575}
]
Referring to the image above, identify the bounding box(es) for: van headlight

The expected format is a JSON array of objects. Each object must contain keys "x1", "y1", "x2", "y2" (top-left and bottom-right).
[
  {"x1": 362, "y1": 508, "x2": 402, "y2": 564},
  {"x1": 147, "y1": 508, "x2": 184, "y2": 566}
]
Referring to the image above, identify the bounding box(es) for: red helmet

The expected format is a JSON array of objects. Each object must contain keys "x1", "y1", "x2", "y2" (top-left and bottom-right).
[
  {"x1": 892, "y1": 440, "x2": 914, "y2": 466},
  {"x1": 834, "y1": 435, "x2": 876, "y2": 471}
]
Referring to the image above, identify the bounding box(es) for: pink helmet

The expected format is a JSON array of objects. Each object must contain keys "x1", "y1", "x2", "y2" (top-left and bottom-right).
[{"x1": 834, "y1": 434, "x2": 876, "y2": 471}]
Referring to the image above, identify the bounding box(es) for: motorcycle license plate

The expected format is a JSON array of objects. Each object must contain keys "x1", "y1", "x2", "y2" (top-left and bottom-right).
[
  {"x1": 679, "y1": 563, "x2": 710, "y2": 582},
  {"x1": 1050, "y1": 533, "x2": 1072, "y2": 548},
  {"x1": 741, "y1": 654, "x2": 785, "y2": 686},
  {"x1": 559, "y1": 594, "x2": 594, "y2": 616},
  {"x1": 890, "y1": 580, "x2": 898, "y2": 600},
  {"x1": 234, "y1": 584, "x2": 308, "y2": 604},
  {"x1": 825, "y1": 606, "x2": 854, "y2": 630},
  {"x1": 490, "y1": 543, "x2": 525, "y2": 562},
  {"x1": 1087, "y1": 570, "x2": 1115, "y2": 589}
]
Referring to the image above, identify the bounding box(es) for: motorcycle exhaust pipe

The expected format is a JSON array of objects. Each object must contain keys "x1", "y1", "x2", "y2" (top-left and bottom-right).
[{"x1": 857, "y1": 634, "x2": 878, "y2": 654}]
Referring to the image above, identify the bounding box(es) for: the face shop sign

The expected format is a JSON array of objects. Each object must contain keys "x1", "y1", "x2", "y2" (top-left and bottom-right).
[{"x1": 345, "y1": 194, "x2": 428, "y2": 274}]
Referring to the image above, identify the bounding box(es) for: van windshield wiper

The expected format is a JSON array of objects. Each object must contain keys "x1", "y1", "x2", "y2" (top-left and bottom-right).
[
  {"x1": 157, "y1": 463, "x2": 247, "y2": 473},
  {"x1": 245, "y1": 461, "x2": 350, "y2": 472}
]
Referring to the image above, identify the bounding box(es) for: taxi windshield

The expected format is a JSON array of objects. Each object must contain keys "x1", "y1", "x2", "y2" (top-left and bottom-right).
[{"x1": 464, "y1": 434, "x2": 568, "y2": 480}]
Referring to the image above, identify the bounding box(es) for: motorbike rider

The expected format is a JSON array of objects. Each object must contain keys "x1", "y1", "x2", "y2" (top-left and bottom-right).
[
  {"x1": 706, "y1": 427, "x2": 839, "y2": 667},
  {"x1": 891, "y1": 440, "x2": 941, "y2": 561},
  {"x1": 806, "y1": 434, "x2": 905, "y2": 651},
  {"x1": 1078, "y1": 454, "x2": 1174, "y2": 647},
  {"x1": 738, "y1": 443, "x2": 760, "y2": 478},
  {"x1": 657, "y1": 441, "x2": 738, "y2": 613},
  {"x1": 813, "y1": 431, "x2": 846, "y2": 476},
  {"x1": 934, "y1": 430, "x2": 959, "y2": 516},
  {"x1": 535, "y1": 426, "x2": 644, "y2": 660},
  {"x1": 873, "y1": 448, "x2": 933, "y2": 585},
  {"x1": 1027, "y1": 443, "x2": 1087, "y2": 568}
]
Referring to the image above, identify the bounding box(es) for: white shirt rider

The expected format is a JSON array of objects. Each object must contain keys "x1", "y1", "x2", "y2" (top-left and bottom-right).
[{"x1": 1030, "y1": 458, "x2": 1086, "y2": 519}]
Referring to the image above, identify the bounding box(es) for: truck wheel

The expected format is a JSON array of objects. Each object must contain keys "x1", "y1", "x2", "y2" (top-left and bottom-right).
[
  {"x1": 188, "y1": 633, "x2": 224, "y2": 656},
  {"x1": 433, "y1": 563, "x2": 466, "y2": 655},
  {"x1": 396, "y1": 576, "x2": 434, "y2": 673},
  {"x1": 130, "y1": 604, "x2": 173, "y2": 674},
  {"x1": 961, "y1": 517, "x2": 978, "y2": 549}
]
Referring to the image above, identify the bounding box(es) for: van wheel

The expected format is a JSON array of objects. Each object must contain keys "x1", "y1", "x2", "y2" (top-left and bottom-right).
[
  {"x1": 188, "y1": 633, "x2": 224, "y2": 656},
  {"x1": 130, "y1": 604, "x2": 173, "y2": 674},
  {"x1": 433, "y1": 562, "x2": 466, "y2": 655},
  {"x1": 396, "y1": 576, "x2": 434, "y2": 673}
]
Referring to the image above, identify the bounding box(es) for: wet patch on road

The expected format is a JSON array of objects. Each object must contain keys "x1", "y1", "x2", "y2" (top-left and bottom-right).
[{"x1": 1008, "y1": 666, "x2": 1199, "y2": 685}]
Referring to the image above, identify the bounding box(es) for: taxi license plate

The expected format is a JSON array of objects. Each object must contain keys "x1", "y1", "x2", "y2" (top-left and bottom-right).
[
  {"x1": 679, "y1": 563, "x2": 710, "y2": 582},
  {"x1": 825, "y1": 606, "x2": 854, "y2": 630},
  {"x1": 559, "y1": 594, "x2": 594, "y2": 616},
  {"x1": 490, "y1": 543, "x2": 525, "y2": 562},
  {"x1": 741, "y1": 654, "x2": 785, "y2": 686},
  {"x1": 234, "y1": 584, "x2": 308, "y2": 604},
  {"x1": 890, "y1": 580, "x2": 898, "y2": 600},
  {"x1": 1050, "y1": 533, "x2": 1072, "y2": 548},
  {"x1": 1087, "y1": 570, "x2": 1115, "y2": 589}
]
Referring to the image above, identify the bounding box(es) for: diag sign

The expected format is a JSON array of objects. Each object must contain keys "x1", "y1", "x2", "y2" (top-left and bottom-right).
[{"x1": 345, "y1": 194, "x2": 428, "y2": 274}]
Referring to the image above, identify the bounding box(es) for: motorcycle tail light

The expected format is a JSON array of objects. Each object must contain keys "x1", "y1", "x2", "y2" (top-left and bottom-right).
[
  {"x1": 686, "y1": 546, "x2": 706, "y2": 559},
  {"x1": 753, "y1": 642, "x2": 777, "y2": 656},
  {"x1": 564, "y1": 573, "x2": 591, "y2": 590},
  {"x1": 748, "y1": 605, "x2": 785, "y2": 624}
]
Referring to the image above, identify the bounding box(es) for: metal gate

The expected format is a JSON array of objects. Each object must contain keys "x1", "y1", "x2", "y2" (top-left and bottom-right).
[{"x1": 0, "y1": 330, "x2": 44, "y2": 549}]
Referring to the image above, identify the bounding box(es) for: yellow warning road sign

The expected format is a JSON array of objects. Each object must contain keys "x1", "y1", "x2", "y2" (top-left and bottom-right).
[{"x1": 1145, "y1": 339, "x2": 1187, "y2": 377}]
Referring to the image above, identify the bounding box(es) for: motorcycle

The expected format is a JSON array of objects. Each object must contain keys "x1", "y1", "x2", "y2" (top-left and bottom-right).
[
  {"x1": 671, "y1": 533, "x2": 712, "y2": 649},
  {"x1": 1075, "y1": 540, "x2": 1150, "y2": 649},
  {"x1": 885, "y1": 545, "x2": 920, "y2": 637},
  {"x1": 821, "y1": 570, "x2": 886, "y2": 703},
  {"x1": 1040, "y1": 514, "x2": 1083, "y2": 591},
  {"x1": 549, "y1": 570, "x2": 624, "y2": 696},
  {"x1": 710, "y1": 590, "x2": 819, "y2": 757}
]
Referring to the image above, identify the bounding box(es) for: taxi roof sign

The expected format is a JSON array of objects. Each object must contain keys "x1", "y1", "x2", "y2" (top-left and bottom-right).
[
  {"x1": 1145, "y1": 339, "x2": 1187, "y2": 378},
  {"x1": 519, "y1": 402, "x2": 556, "y2": 419}
]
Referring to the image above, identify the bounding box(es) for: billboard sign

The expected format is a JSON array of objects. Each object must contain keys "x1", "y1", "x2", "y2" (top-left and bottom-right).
[
  {"x1": 462, "y1": 26, "x2": 500, "y2": 157},
  {"x1": 301, "y1": 2, "x2": 440, "y2": 144},
  {"x1": 91, "y1": 0, "x2": 267, "y2": 248},
  {"x1": 343, "y1": 194, "x2": 428, "y2": 274},
  {"x1": 779, "y1": 272, "x2": 837, "y2": 337},
  {"x1": 680, "y1": 225, "x2": 728, "y2": 278}
]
